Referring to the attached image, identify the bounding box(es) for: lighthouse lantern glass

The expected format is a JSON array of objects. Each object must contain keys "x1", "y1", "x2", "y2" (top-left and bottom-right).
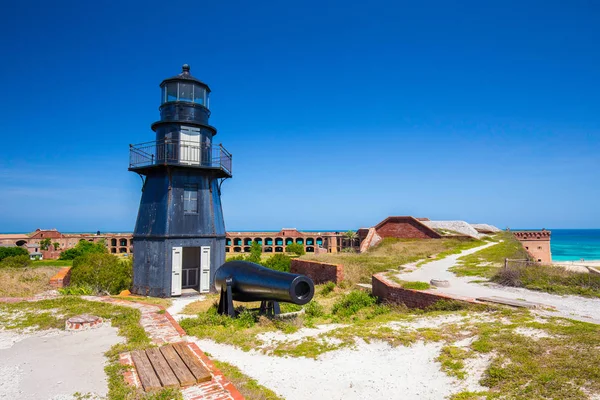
[
  {"x1": 178, "y1": 83, "x2": 193, "y2": 102},
  {"x1": 166, "y1": 83, "x2": 178, "y2": 102},
  {"x1": 193, "y1": 85, "x2": 205, "y2": 105}
]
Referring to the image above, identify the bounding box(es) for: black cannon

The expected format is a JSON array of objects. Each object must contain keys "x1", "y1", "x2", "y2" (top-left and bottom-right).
[{"x1": 214, "y1": 260, "x2": 315, "y2": 317}]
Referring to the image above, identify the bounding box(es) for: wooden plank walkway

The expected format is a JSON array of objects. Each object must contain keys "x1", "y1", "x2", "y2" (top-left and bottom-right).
[{"x1": 131, "y1": 343, "x2": 212, "y2": 391}]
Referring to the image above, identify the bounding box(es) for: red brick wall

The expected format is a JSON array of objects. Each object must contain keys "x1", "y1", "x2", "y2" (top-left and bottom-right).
[
  {"x1": 41, "y1": 249, "x2": 62, "y2": 260},
  {"x1": 375, "y1": 217, "x2": 441, "y2": 239},
  {"x1": 513, "y1": 231, "x2": 552, "y2": 264},
  {"x1": 291, "y1": 259, "x2": 344, "y2": 284},
  {"x1": 49, "y1": 267, "x2": 71, "y2": 288},
  {"x1": 372, "y1": 273, "x2": 473, "y2": 309}
]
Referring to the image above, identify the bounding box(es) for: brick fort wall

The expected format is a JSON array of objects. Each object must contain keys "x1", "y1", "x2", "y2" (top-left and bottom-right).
[
  {"x1": 372, "y1": 273, "x2": 474, "y2": 309},
  {"x1": 374, "y1": 217, "x2": 441, "y2": 240},
  {"x1": 290, "y1": 259, "x2": 344, "y2": 284}
]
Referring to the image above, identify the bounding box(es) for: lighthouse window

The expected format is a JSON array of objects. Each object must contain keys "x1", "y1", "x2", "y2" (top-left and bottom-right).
[
  {"x1": 179, "y1": 83, "x2": 193, "y2": 102},
  {"x1": 166, "y1": 83, "x2": 178, "y2": 102},
  {"x1": 193, "y1": 85, "x2": 205, "y2": 105},
  {"x1": 184, "y1": 184, "x2": 198, "y2": 214}
]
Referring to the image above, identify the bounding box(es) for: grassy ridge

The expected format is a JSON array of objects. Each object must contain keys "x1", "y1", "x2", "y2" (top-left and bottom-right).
[{"x1": 450, "y1": 232, "x2": 528, "y2": 278}]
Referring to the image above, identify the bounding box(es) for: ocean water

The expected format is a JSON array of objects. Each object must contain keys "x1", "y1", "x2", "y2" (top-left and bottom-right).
[{"x1": 550, "y1": 229, "x2": 600, "y2": 261}]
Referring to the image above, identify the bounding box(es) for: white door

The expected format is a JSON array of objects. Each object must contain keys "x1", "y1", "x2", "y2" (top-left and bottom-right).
[
  {"x1": 200, "y1": 246, "x2": 211, "y2": 293},
  {"x1": 180, "y1": 126, "x2": 201, "y2": 165},
  {"x1": 171, "y1": 246, "x2": 182, "y2": 296}
]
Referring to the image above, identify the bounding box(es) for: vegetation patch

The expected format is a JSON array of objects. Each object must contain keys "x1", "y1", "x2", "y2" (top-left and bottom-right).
[
  {"x1": 451, "y1": 232, "x2": 527, "y2": 278},
  {"x1": 0, "y1": 266, "x2": 59, "y2": 297},
  {"x1": 0, "y1": 247, "x2": 29, "y2": 261},
  {"x1": 472, "y1": 317, "x2": 600, "y2": 399},
  {"x1": 493, "y1": 264, "x2": 600, "y2": 298},
  {"x1": 437, "y1": 345, "x2": 471, "y2": 379},
  {"x1": 70, "y1": 253, "x2": 132, "y2": 295},
  {"x1": 32, "y1": 259, "x2": 74, "y2": 267},
  {"x1": 331, "y1": 290, "x2": 377, "y2": 317}
]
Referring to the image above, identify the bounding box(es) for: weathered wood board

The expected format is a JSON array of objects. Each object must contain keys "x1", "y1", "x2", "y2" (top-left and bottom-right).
[
  {"x1": 145, "y1": 347, "x2": 180, "y2": 388},
  {"x1": 160, "y1": 345, "x2": 197, "y2": 386},
  {"x1": 173, "y1": 342, "x2": 212, "y2": 383},
  {"x1": 131, "y1": 350, "x2": 162, "y2": 391}
]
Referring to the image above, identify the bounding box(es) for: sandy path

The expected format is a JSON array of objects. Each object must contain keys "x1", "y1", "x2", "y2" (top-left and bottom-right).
[
  {"x1": 397, "y1": 243, "x2": 600, "y2": 324},
  {"x1": 167, "y1": 294, "x2": 205, "y2": 321},
  {"x1": 0, "y1": 325, "x2": 123, "y2": 400}
]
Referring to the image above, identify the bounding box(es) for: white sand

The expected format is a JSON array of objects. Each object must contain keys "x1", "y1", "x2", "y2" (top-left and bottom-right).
[
  {"x1": 193, "y1": 337, "x2": 486, "y2": 400},
  {"x1": 0, "y1": 325, "x2": 123, "y2": 400},
  {"x1": 514, "y1": 327, "x2": 555, "y2": 340},
  {"x1": 167, "y1": 294, "x2": 206, "y2": 321},
  {"x1": 257, "y1": 324, "x2": 346, "y2": 348}
]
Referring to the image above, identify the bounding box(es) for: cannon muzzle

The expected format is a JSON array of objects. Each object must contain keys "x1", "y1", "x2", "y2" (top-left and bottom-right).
[{"x1": 214, "y1": 260, "x2": 314, "y2": 305}]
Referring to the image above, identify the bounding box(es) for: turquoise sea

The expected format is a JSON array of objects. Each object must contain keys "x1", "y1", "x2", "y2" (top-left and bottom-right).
[{"x1": 549, "y1": 229, "x2": 600, "y2": 261}]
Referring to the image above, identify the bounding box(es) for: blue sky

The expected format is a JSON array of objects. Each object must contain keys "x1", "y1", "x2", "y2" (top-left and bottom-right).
[{"x1": 0, "y1": 0, "x2": 599, "y2": 232}]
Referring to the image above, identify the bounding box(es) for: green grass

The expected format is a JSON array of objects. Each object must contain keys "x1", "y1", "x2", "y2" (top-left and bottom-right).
[
  {"x1": 32, "y1": 259, "x2": 73, "y2": 267},
  {"x1": 437, "y1": 345, "x2": 471, "y2": 379},
  {"x1": 386, "y1": 273, "x2": 431, "y2": 290},
  {"x1": 450, "y1": 232, "x2": 528, "y2": 278},
  {"x1": 401, "y1": 281, "x2": 432, "y2": 290}
]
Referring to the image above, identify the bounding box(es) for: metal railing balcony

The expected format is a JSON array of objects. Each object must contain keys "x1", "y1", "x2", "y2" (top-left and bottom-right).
[{"x1": 129, "y1": 139, "x2": 232, "y2": 177}]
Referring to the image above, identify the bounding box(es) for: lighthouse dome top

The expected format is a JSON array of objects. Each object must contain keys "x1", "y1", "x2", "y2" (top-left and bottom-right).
[{"x1": 160, "y1": 64, "x2": 211, "y2": 107}]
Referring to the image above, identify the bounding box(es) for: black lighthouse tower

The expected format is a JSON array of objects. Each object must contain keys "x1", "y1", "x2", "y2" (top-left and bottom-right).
[{"x1": 129, "y1": 65, "x2": 232, "y2": 297}]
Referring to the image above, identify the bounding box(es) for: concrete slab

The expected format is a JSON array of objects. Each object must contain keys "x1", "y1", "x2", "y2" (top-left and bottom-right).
[
  {"x1": 476, "y1": 296, "x2": 549, "y2": 309},
  {"x1": 356, "y1": 283, "x2": 372, "y2": 292}
]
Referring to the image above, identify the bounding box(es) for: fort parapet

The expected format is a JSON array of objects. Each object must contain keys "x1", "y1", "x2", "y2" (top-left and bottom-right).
[{"x1": 513, "y1": 230, "x2": 552, "y2": 263}]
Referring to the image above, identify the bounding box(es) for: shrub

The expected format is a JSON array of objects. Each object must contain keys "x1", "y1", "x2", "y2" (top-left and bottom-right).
[
  {"x1": 305, "y1": 300, "x2": 325, "y2": 318},
  {"x1": 0, "y1": 255, "x2": 32, "y2": 269},
  {"x1": 59, "y1": 239, "x2": 107, "y2": 260},
  {"x1": 262, "y1": 254, "x2": 291, "y2": 272},
  {"x1": 320, "y1": 281, "x2": 336, "y2": 296},
  {"x1": 285, "y1": 243, "x2": 305, "y2": 256},
  {"x1": 0, "y1": 247, "x2": 29, "y2": 261},
  {"x1": 332, "y1": 290, "x2": 377, "y2": 317},
  {"x1": 235, "y1": 309, "x2": 256, "y2": 328},
  {"x1": 243, "y1": 242, "x2": 262, "y2": 264},
  {"x1": 70, "y1": 253, "x2": 132, "y2": 294}
]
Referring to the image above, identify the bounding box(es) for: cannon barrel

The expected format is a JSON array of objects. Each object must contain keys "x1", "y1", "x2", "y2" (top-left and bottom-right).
[{"x1": 214, "y1": 261, "x2": 314, "y2": 305}]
